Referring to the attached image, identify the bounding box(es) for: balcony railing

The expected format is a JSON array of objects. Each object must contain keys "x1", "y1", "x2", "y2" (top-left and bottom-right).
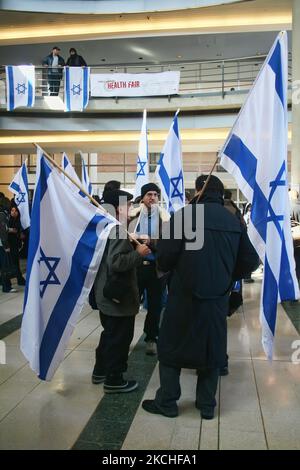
[{"x1": 0, "y1": 54, "x2": 293, "y2": 103}]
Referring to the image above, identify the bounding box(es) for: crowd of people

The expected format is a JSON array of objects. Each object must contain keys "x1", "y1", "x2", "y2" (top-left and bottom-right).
[
  {"x1": 3, "y1": 173, "x2": 299, "y2": 420},
  {"x1": 88, "y1": 176, "x2": 259, "y2": 419}
]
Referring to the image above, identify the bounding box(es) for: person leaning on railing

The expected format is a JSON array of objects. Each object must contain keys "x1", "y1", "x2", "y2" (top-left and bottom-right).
[{"x1": 42, "y1": 46, "x2": 65, "y2": 96}]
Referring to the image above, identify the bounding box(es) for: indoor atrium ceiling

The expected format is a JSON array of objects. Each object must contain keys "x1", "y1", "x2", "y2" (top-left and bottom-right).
[
  {"x1": 0, "y1": 1, "x2": 254, "y2": 15},
  {"x1": 0, "y1": 0, "x2": 292, "y2": 46}
]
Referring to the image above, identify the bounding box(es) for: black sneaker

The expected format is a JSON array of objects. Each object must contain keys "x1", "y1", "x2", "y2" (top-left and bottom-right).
[
  {"x1": 104, "y1": 380, "x2": 138, "y2": 394},
  {"x1": 142, "y1": 400, "x2": 178, "y2": 418},
  {"x1": 201, "y1": 410, "x2": 215, "y2": 420},
  {"x1": 195, "y1": 401, "x2": 217, "y2": 419},
  {"x1": 195, "y1": 403, "x2": 215, "y2": 420},
  {"x1": 91, "y1": 374, "x2": 106, "y2": 385}
]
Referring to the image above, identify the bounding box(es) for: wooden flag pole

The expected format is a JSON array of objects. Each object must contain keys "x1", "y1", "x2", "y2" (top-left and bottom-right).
[
  {"x1": 33, "y1": 144, "x2": 141, "y2": 245},
  {"x1": 195, "y1": 155, "x2": 219, "y2": 203}
]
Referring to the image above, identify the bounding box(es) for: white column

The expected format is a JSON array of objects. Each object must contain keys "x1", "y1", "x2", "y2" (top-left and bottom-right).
[
  {"x1": 291, "y1": 0, "x2": 300, "y2": 189},
  {"x1": 89, "y1": 153, "x2": 98, "y2": 194},
  {"x1": 81, "y1": 152, "x2": 88, "y2": 184}
]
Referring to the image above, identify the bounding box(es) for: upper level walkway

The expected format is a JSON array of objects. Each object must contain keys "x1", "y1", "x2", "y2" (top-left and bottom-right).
[{"x1": 0, "y1": 54, "x2": 293, "y2": 114}]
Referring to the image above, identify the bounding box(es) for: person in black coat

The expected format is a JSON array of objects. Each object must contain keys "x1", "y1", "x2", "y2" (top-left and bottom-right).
[
  {"x1": 8, "y1": 206, "x2": 26, "y2": 286},
  {"x1": 42, "y1": 46, "x2": 65, "y2": 96},
  {"x1": 142, "y1": 175, "x2": 259, "y2": 420},
  {"x1": 66, "y1": 48, "x2": 87, "y2": 67}
]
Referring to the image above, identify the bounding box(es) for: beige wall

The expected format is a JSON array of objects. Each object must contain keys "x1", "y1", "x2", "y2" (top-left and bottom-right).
[
  {"x1": 0, "y1": 155, "x2": 20, "y2": 198},
  {"x1": 0, "y1": 150, "x2": 293, "y2": 197}
]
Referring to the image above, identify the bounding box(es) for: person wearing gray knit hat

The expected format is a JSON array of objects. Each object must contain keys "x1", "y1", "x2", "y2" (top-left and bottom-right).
[{"x1": 129, "y1": 182, "x2": 169, "y2": 356}]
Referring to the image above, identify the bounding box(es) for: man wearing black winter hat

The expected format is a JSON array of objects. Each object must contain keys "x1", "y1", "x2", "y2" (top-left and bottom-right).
[
  {"x1": 129, "y1": 183, "x2": 170, "y2": 356},
  {"x1": 142, "y1": 175, "x2": 259, "y2": 419}
]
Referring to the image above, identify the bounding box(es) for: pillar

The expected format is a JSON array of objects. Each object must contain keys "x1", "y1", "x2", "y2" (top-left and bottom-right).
[{"x1": 291, "y1": 0, "x2": 300, "y2": 189}]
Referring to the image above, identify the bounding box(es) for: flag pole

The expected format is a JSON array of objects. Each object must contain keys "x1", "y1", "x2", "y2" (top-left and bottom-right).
[
  {"x1": 33, "y1": 144, "x2": 141, "y2": 246},
  {"x1": 194, "y1": 155, "x2": 219, "y2": 203}
]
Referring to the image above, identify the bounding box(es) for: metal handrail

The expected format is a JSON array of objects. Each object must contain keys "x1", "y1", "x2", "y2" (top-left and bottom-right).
[{"x1": 0, "y1": 54, "x2": 293, "y2": 101}]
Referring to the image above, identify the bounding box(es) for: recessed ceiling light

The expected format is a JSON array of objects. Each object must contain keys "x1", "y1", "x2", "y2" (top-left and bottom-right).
[{"x1": 177, "y1": 55, "x2": 182, "y2": 58}]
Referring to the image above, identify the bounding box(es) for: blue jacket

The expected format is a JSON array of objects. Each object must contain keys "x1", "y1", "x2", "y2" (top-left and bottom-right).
[{"x1": 42, "y1": 54, "x2": 65, "y2": 77}]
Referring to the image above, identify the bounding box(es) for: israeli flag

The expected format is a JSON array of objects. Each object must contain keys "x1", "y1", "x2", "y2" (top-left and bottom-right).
[
  {"x1": 220, "y1": 31, "x2": 299, "y2": 359},
  {"x1": 61, "y1": 153, "x2": 82, "y2": 192},
  {"x1": 64, "y1": 67, "x2": 90, "y2": 112},
  {"x1": 21, "y1": 148, "x2": 117, "y2": 380},
  {"x1": 81, "y1": 155, "x2": 93, "y2": 196},
  {"x1": 8, "y1": 161, "x2": 31, "y2": 229},
  {"x1": 134, "y1": 110, "x2": 149, "y2": 199},
  {"x1": 6, "y1": 65, "x2": 35, "y2": 111},
  {"x1": 156, "y1": 110, "x2": 185, "y2": 213}
]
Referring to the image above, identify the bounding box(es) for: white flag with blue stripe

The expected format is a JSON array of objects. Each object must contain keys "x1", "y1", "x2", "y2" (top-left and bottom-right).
[
  {"x1": 8, "y1": 161, "x2": 31, "y2": 229},
  {"x1": 20, "y1": 148, "x2": 117, "y2": 380},
  {"x1": 6, "y1": 65, "x2": 35, "y2": 111},
  {"x1": 134, "y1": 110, "x2": 149, "y2": 199},
  {"x1": 81, "y1": 155, "x2": 93, "y2": 196},
  {"x1": 61, "y1": 152, "x2": 82, "y2": 192},
  {"x1": 156, "y1": 110, "x2": 185, "y2": 213},
  {"x1": 64, "y1": 67, "x2": 90, "y2": 112},
  {"x1": 220, "y1": 31, "x2": 299, "y2": 359}
]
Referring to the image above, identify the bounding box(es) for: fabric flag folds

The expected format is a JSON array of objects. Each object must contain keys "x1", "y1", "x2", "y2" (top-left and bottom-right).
[
  {"x1": 220, "y1": 31, "x2": 299, "y2": 358},
  {"x1": 8, "y1": 161, "x2": 31, "y2": 229},
  {"x1": 21, "y1": 148, "x2": 117, "y2": 380},
  {"x1": 156, "y1": 110, "x2": 185, "y2": 213},
  {"x1": 6, "y1": 65, "x2": 35, "y2": 111},
  {"x1": 61, "y1": 152, "x2": 82, "y2": 192},
  {"x1": 134, "y1": 110, "x2": 149, "y2": 199},
  {"x1": 64, "y1": 66, "x2": 90, "y2": 112}
]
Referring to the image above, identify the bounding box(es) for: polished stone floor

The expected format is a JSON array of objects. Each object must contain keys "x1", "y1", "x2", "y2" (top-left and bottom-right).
[{"x1": 0, "y1": 270, "x2": 300, "y2": 450}]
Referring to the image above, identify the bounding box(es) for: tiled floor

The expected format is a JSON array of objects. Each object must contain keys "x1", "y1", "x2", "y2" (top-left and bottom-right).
[{"x1": 0, "y1": 271, "x2": 300, "y2": 450}]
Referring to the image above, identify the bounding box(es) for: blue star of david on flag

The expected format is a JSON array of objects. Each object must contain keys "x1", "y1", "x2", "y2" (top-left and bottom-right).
[
  {"x1": 64, "y1": 67, "x2": 90, "y2": 112},
  {"x1": 6, "y1": 66, "x2": 35, "y2": 111},
  {"x1": 15, "y1": 191, "x2": 26, "y2": 205},
  {"x1": 170, "y1": 171, "x2": 184, "y2": 202},
  {"x1": 71, "y1": 84, "x2": 82, "y2": 96},
  {"x1": 16, "y1": 83, "x2": 27, "y2": 95},
  {"x1": 219, "y1": 32, "x2": 300, "y2": 360},
  {"x1": 38, "y1": 248, "x2": 61, "y2": 298},
  {"x1": 266, "y1": 162, "x2": 286, "y2": 233},
  {"x1": 136, "y1": 157, "x2": 146, "y2": 177}
]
